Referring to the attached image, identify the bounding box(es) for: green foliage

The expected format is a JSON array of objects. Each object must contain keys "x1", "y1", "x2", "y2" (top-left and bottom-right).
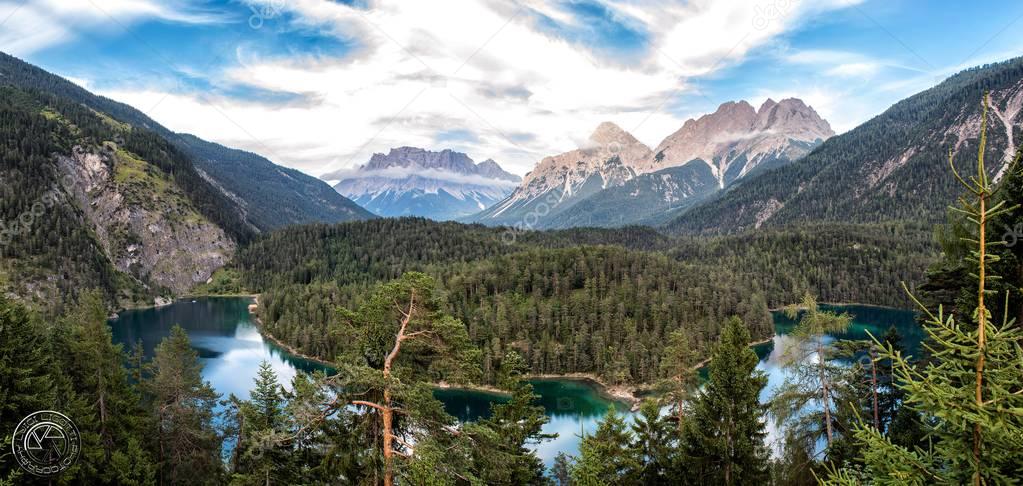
[
  {"x1": 463, "y1": 352, "x2": 554, "y2": 485},
  {"x1": 828, "y1": 95, "x2": 1023, "y2": 484},
  {"x1": 771, "y1": 294, "x2": 852, "y2": 455},
  {"x1": 0, "y1": 296, "x2": 54, "y2": 478},
  {"x1": 570, "y1": 407, "x2": 640, "y2": 485},
  {"x1": 150, "y1": 326, "x2": 223, "y2": 485},
  {"x1": 630, "y1": 399, "x2": 674, "y2": 485},
  {"x1": 682, "y1": 317, "x2": 770, "y2": 485}
]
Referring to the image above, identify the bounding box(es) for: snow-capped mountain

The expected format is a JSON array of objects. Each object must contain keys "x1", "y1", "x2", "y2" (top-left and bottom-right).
[
  {"x1": 469, "y1": 98, "x2": 833, "y2": 229},
  {"x1": 639, "y1": 98, "x2": 834, "y2": 186},
  {"x1": 468, "y1": 122, "x2": 651, "y2": 226},
  {"x1": 325, "y1": 147, "x2": 520, "y2": 221}
]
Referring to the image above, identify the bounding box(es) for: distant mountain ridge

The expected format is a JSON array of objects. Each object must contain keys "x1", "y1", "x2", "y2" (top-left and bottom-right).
[
  {"x1": 469, "y1": 99, "x2": 832, "y2": 229},
  {"x1": 175, "y1": 134, "x2": 373, "y2": 232},
  {"x1": 326, "y1": 147, "x2": 520, "y2": 220},
  {"x1": 666, "y1": 56, "x2": 1023, "y2": 235}
]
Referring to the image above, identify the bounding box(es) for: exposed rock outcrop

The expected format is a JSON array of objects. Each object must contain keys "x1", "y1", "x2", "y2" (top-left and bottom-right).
[{"x1": 57, "y1": 145, "x2": 235, "y2": 295}]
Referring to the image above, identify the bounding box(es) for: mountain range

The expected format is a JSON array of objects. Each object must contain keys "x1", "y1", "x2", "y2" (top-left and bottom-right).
[
  {"x1": 4, "y1": 48, "x2": 1022, "y2": 308},
  {"x1": 470, "y1": 98, "x2": 833, "y2": 229},
  {"x1": 324, "y1": 147, "x2": 520, "y2": 221}
]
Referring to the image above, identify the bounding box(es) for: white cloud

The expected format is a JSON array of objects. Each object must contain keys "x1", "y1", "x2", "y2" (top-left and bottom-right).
[
  {"x1": 322, "y1": 166, "x2": 521, "y2": 188},
  {"x1": 81, "y1": 0, "x2": 860, "y2": 177},
  {"x1": 0, "y1": 0, "x2": 228, "y2": 56},
  {"x1": 825, "y1": 61, "x2": 881, "y2": 78}
]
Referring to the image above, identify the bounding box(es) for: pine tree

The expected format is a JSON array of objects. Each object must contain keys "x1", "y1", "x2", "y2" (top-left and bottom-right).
[
  {"x1": 656, "y1": 328, "x2": 697, "y2": 432},
  {"x1": 56, "y1": 290, "x2": 155, "y2": 484},
  {"x1": 287, "y1": 272, "x2": 481, "y2": 486},
  {"x1": 630, "y1": 399, "x2": 673, "y2": 485},
  {"x1": 230, "y1": 361, "x2": 294, "y2": 485},
  {"x1": 465, "y1": 351, "x2": 553, "y2": 485},
  {"x1": 150, "y1": 325, "x2": 223, "y2": 486},
  {"x1": 0, "y1": 296, "x2": 54, "y2": 483},
  {"x1": 551, "y1": 453, "x2": 573, "y2": 486},
  {"x1": 827, "y1": 94, "x2": 1023, "y2": 485},
  {"x1": 570, "y1": 407, "x2": 640, "y2": 485},
  {"x1": 683, "y1": 316, "x2": 770, "y2": 485}
]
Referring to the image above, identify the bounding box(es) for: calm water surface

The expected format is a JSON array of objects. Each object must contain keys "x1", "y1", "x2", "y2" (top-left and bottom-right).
[{"x1": 109, "y1": 298, "x2": 918, "y2": 466}]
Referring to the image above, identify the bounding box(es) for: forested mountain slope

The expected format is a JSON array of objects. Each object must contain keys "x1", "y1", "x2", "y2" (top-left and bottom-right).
[
  {"x1": 0, "y1": 52, "x2": 370, "y2": 235},
  {"x1": 0, "y1": 52, "x2": 374, "y2": 309},
  {"x1": 0, "y1": 81, "x2": 237, "y2": 309},
  {"x1": 175, "y1": 134, "x2": 373, "y2": 231},
  {"x1": 667, "y1": 56, "x2": 1023, "y2": 235}
]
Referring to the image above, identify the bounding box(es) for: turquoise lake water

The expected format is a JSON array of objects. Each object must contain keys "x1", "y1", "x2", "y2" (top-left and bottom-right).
[{"x1": 109, "y1": 297, "x2": 919, "y2": 466}]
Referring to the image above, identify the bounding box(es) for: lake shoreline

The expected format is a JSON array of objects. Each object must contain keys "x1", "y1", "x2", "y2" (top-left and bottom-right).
[{"x1": 112, "y1": 293, "x2": 260, "y2": 316}]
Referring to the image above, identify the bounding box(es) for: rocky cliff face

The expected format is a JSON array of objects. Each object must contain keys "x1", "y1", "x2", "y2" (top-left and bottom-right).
[
  {"x1": 327, "y1": 147, "x2": 520, "y2": 221},
  {"x1": 640, "y1": 98, "x2": 834, "y2": 186},
  {"x1": 58, "y1": 144, "x2": 235, "y2": 295}
]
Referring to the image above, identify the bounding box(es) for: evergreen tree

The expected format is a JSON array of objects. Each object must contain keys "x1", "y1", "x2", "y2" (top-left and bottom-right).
[
  {"x1": 570, "y1": 407, "x2": 640, "y2": 485},
  {"x1": 56, "y1": 290, "x2": 155, "y2": 484},
  {"x1": 150, "y1": 325, "x2": 223, "y2": 486},
  {"x1": 656, "y1": 329, "x2": 697, "y2": 432},
  {"x1": 288, "y1": 272, "x2": 480, "y2": 486},
  {"x1": 630, "y1": 399, "x2": 673, "y2": 485},
  {"x1": 0, "y1": 296, "x2": 54, "y2": 484},
  {"x1": 551, "y1": 453, "x2": 573, "y2": 486},
  {"x1": 230, "y1": 361, "x2": 294, "y2": 485},
  {"x1": 827, "y1": 95, "x2": 1023, "y2": 485},
  {"x1": 465, "y1": 351, "x2": 553, "y2": 485},
  {"x1": 683, "y1": 317, "x2": 770, "y2": 485}
]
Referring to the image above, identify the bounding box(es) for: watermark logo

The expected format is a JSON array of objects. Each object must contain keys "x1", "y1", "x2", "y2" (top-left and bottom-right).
[
  {"x1": 1002, "y1": 223, "x2": 1022, "y2": 248},
  {"x1": 11, "y1": 411, "x2": 81, "y2": 477},
  {"x1": 752, "y1": 0, "x2": 793, "y2": 30},
  {"x1": 249, "y1": 0, "x2": 286, "y2": 29}
]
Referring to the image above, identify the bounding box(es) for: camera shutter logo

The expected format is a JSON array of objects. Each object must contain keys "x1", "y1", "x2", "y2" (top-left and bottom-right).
[{"x1": 11, "y1": 411, "x2": 81, "y2": 477}]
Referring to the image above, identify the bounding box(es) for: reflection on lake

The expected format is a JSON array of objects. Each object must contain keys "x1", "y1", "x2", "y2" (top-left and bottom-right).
[{"x1": 110, "y1": 298, "x2": 918, "y2": 467}]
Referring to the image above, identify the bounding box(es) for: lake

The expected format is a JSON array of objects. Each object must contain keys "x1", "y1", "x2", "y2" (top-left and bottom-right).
[{"x1": 109, "y1": 297, "x2": 919, "y2": 467}]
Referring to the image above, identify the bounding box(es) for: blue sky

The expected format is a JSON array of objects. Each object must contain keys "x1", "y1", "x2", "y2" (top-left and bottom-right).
[{"x1": 2, "y1": 0, "x2": 1022, "y2": 177}]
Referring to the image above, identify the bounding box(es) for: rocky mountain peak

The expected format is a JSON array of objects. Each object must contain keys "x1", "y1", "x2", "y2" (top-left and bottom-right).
[
  {"x1": 589, "y1": 121, "x2": 640, "y2": 146},
  {"x1": 476, "y1": 158, "x2": 521, "y2": 182},
  {"x1": 363, "y1": 146, "x2": 478, "y2": 174},
  {"x1": 759, "y1": 98, "x2": 778, "y2": 113},
  {"x1": 754, "y1": 98, "x2": 834, "y2": 140},
  {"x1": 331, "y1": 147, "x2": 520, "y2": 221},
  {"x1": 638, "y1": 97, "x2": 834, "y2": 184}
]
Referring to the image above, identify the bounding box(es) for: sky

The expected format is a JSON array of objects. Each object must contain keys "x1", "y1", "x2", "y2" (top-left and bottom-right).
[{"x1": 2, "y1": 0, "x2": 1022, "y2": 178}]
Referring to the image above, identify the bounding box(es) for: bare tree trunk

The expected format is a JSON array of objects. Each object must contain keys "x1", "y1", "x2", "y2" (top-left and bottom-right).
[
  {"x1": 870, "y1": 346, "x2": 880, "y2": 430},
  {"x1": 819, "y1": 339, "x2": 833, "y2": 448},
  {"x1": 382, "y1": 290, "x2": 415, "y2": 486}
]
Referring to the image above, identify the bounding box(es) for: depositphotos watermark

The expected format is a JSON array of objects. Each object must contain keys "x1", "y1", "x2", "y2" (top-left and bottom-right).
[
  {"x1": 11, "y1": 410, "x2": 81, "y2": 477},
  {"x1": 249, "y1": 0, "x2": 286, "y2": 29},
  {"x1": 752, "y1": 0, "x2": 793, "y2": 30},
  {"x1": 0, "y1": 174, "x2": 77, "y2": 249}
]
